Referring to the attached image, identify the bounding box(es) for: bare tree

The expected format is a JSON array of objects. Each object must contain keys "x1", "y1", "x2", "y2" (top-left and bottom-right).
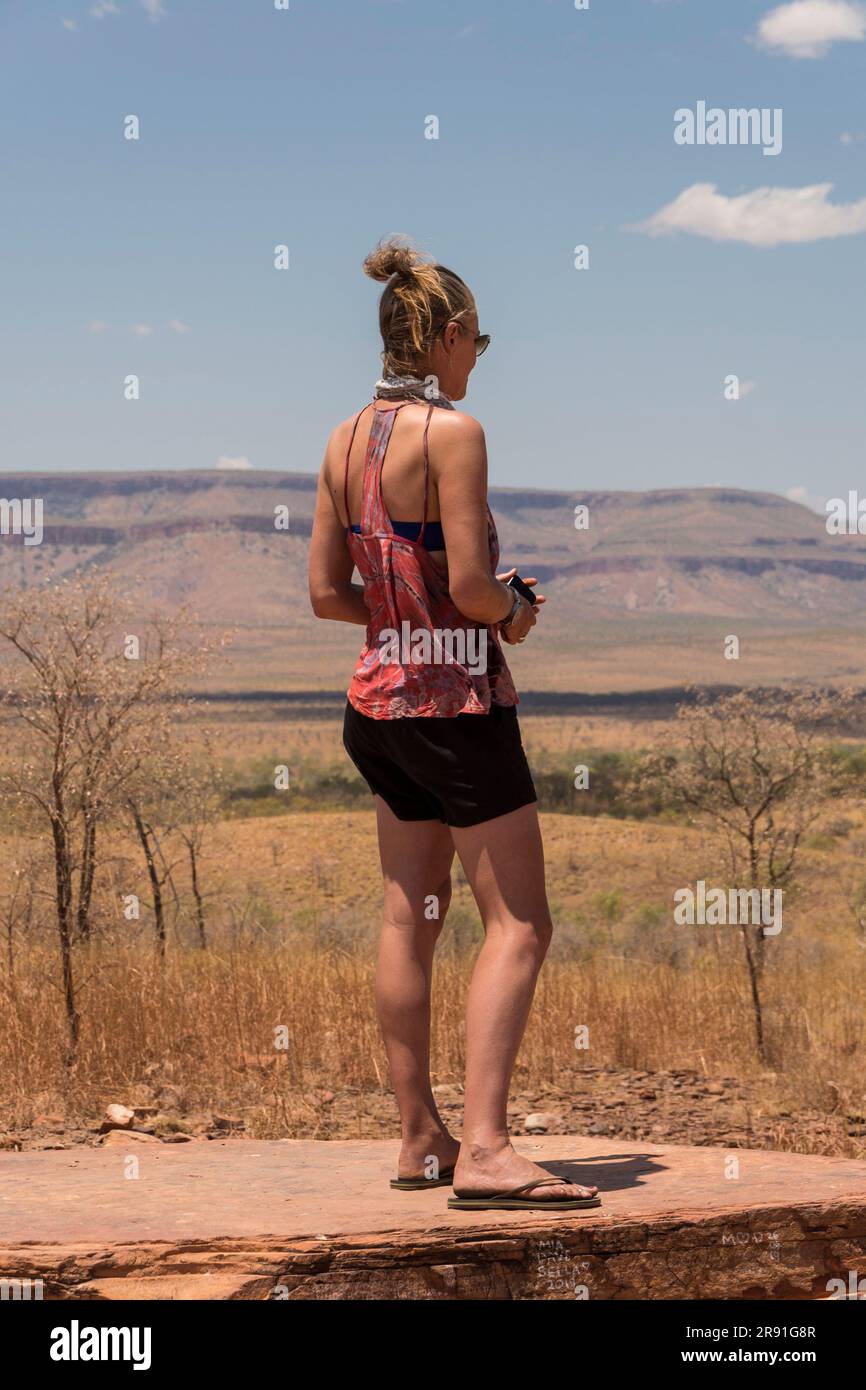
[
  {"x1": 124, "y1": 747, "x2": 185, "y2": 959},
  {"x1": 120, "y1": 729, "x2": 224, "y2": 955},
  {"x1": 126, "y1": 796, "x2": 171, "y2": 957},
  {"x1": 638, "y1": 687, "x2": 852, "y2": 1063},
  {"x1": 0, "y1": 858, "x2": 37, "y2": 1006},
  {"x1": 846, "y1": 878, "x2": 866, "y2": 951},
  {"x1": 170, "y1": 737, "x2": 225, "y2": 949},
  {"x1": 0, "y1": 570, "x2": 220, "y2": 1064}
]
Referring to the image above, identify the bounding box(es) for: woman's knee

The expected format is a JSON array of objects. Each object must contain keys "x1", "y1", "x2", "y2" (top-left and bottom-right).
[
  {"x1": 418, "y1": 875, "x2": 452, "y2": 933},
  {"x1": 534, "y1": 912, "x2": 554, "y2": 955},
  {"x1": 489, "y1": 910, "x2": 553, "y2": 961},
  {"x1": 526, "y1": 912, "x2": 553, "y2": 960},
  {"x1": 383, "y1": 875, "x2": 452, "y2": 931}
]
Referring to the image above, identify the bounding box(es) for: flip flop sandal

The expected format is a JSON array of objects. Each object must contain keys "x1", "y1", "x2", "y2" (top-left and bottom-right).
[
  {"x1": 447, "y1": 1175, "x2": 601, "y2": 1211},
  {"x1": 390, "y1": 1166, "x2": 456, "y2": 1191}
]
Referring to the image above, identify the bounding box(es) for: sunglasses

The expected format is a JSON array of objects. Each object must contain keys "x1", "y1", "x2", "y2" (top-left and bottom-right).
[{"x1": 445, "y1": 319, "x2": 491, "y2": 357}]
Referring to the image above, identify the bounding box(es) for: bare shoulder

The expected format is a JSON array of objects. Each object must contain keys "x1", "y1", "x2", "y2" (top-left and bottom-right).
[
  {"x1": 428, "y1": 410, "x2": 487, "y2": 478},
  {"x1": 327, "y1": 406, "x2": 370, "y2": 454},
  {"x1": 322, "y1": 406, "x2": 371, "y2": 481},
  {"x1": 432, "y1": 408, "x2": 485, "y2": 443}
]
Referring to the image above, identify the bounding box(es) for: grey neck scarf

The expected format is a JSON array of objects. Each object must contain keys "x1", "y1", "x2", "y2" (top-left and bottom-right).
[{"x1": 374, "y1": 374, "x2": 455, "y2": 410}]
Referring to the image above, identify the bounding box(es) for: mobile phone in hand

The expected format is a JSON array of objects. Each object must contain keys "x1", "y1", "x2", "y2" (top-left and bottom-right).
[{"x1": 506, "y1": 574, "x2": 537, "y2": 606}]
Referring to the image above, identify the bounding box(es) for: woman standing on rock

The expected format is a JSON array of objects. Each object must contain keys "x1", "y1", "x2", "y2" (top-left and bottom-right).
[{"x1": 308, "y1": 238, "x2": 600, "y2": 1212}]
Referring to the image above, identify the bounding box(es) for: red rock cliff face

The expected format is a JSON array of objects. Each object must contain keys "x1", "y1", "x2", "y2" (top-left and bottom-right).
[{"x1": 2, "y1": 1136, "x2": 865, "y2": 1300}]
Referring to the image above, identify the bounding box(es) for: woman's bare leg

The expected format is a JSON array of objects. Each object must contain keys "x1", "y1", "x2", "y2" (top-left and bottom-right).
[
  {"x1": 373, "y1": 796, "x2": 460, "y2": 1179},
  {"x1": 450, "y1": 802, "x2": 598, "y2": 1202}
]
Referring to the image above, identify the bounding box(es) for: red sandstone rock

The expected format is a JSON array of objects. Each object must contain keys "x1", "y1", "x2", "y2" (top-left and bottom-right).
[
  {"x1": 100, "y1": 1129, "x2": 160, "y2": 1146},
  {"x1": 2, "y1": 1136, "x2": 865, "y2": 1300},
  {"x1": 101, "y1": 1105, "x2": 135, "y2": 1133},
  {"x1": 524, "y1": 1112, "x2": 561, "y2": 1133}
]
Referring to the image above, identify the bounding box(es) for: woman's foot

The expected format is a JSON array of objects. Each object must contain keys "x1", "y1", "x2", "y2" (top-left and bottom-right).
[
  {"x1": 453, "y1": 1140, "x2": 598, "y2": 1202},
  {"x1": 397, "y1": 1130, "x2": 461, "y2": 1182}
]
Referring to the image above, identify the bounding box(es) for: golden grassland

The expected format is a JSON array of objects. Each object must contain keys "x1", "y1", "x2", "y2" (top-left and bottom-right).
[
  {"x1": 189, "y1": 710, "x2": 674, "y2": 767},
  {"x1": 4, "y1": 769, "x2": 866, "y2": 1150}
]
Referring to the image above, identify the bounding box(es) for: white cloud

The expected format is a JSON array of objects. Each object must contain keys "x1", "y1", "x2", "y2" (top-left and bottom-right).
[
  {"x1": 631, "y1": 182, "x2": 866, "y2": 247},
  {"x1": 130, "y1": 322, "x2": 155, "y2": 336},
  {"x1": 840, "y1": 130, "x2": 866, "y2": 143},
  {"x1": 216, "y1": 455, "x2": 253, "y2": 471},
  {"x1": 755, "y1": 1, "x2": 866, "y2": 59},
  {"x1": 86, "y1": 320, "x2": 109, "y2": 334},
  {"x1": 89, "y1": 0, "x2": 167, "y2": 21},
  {"x1": 786, "y1": 485, "x2": 828, "y2": 514},
  {"x1": 62, "y1": 18, "x2": 78, "y2": 30},
  {"x1": 167, "y1": 319, "x2": 190, "y2": 333}
]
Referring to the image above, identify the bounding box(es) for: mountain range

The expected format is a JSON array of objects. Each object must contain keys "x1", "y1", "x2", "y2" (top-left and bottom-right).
[{"x1": 2, "y1": 472, "x2": 865, "y2": 693}]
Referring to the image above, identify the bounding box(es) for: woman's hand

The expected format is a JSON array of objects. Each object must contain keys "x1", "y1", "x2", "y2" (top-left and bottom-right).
[
  {"x1": 495, "y1": 569, "x2": 545, "y2": 608},
  {"x1": 495, "y1": 569, "x2": 544, "y2": 644},
  {"x1": 500, "y1": 593, "x2": 535, "y2": 644},
  {"x1": 494, "y1": 567, "x2": 542, "y2": 642}
]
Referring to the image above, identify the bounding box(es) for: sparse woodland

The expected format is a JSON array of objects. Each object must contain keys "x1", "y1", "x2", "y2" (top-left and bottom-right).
[{"x1": 2, "y1": 573, "x2": 866, "y2": 1155}]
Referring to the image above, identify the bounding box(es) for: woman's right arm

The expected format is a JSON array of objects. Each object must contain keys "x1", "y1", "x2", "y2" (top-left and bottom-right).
[
  {"x1": 433, "y1": 414, "x2": 535, "y2": 640},
  {"x1": 308, "y1": 443, "x2": 370, "y2": 626}
]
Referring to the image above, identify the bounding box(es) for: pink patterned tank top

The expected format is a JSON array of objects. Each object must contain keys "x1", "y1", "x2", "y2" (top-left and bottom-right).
[{"x1": 345, "y1": 401, "x2": 518, "y2": 719}]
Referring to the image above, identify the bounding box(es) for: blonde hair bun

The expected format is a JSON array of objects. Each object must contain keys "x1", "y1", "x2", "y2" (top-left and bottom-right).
[
  {"x1": 362, "y1": 237, "x2": 424, "y2": 284},
  {"x1": 363, "y1": 236, "x2": 474, "y2": 374}
]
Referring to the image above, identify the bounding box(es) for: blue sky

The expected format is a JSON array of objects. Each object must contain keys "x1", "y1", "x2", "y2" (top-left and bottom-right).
[{"x1": 1, "y1": 0, "x2": 865, "y2": 499}]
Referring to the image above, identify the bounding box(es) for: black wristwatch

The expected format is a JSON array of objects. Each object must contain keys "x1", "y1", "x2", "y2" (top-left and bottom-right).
[{"x1": 499, "y1": 589, "x2": 523, "y2": 630}]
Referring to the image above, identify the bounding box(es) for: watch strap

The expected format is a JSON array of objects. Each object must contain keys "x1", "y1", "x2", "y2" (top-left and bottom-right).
[{"x1": 500, "y1": 589, "x2": 523, "y2": 629}]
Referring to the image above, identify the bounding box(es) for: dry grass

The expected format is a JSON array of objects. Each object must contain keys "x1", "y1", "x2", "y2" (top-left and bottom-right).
[
  {"x1": 3, "y1": 702, "x2": 866, "y2": 1151},
  {"x1": 3, "y1": 938, "x2": 865, "y2": 1143}
]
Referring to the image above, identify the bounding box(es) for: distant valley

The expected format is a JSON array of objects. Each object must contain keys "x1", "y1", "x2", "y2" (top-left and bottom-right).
[{"x1": 2, "y1": 471, "x2": 865, "y2": 693}]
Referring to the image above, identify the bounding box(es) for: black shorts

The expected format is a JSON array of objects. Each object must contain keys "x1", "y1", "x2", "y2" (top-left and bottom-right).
[{"x1": 342, "y1": 700, "x2": 537, "y2": 828}]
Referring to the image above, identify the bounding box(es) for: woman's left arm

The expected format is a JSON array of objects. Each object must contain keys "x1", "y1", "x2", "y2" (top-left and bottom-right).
[{"x1": 308, "y1": 456, "x2": 369, "y2": 625}]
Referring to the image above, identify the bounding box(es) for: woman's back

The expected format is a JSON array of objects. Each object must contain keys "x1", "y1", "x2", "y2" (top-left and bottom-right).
[
  {"x1": 309, "y1": 235, "x2": 538, "y2": 718},
  {"x1": 330, "y1": 396, "x2": 517, "y2": 719},
  {"x1": 329, "y1": 400, "x2": 448, "y2": 567}
]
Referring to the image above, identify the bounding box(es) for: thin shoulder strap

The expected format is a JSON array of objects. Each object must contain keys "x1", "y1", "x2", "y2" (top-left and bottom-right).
[
  {"x1": 416, "y1": 404, "x2": 435, "y2": 545},
  {"x1": 343, "y1": 405, "x2": 368, "y2": 525},
  {"x1": 363, "y1": 400, "x2": 417, "y2": 534}
]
